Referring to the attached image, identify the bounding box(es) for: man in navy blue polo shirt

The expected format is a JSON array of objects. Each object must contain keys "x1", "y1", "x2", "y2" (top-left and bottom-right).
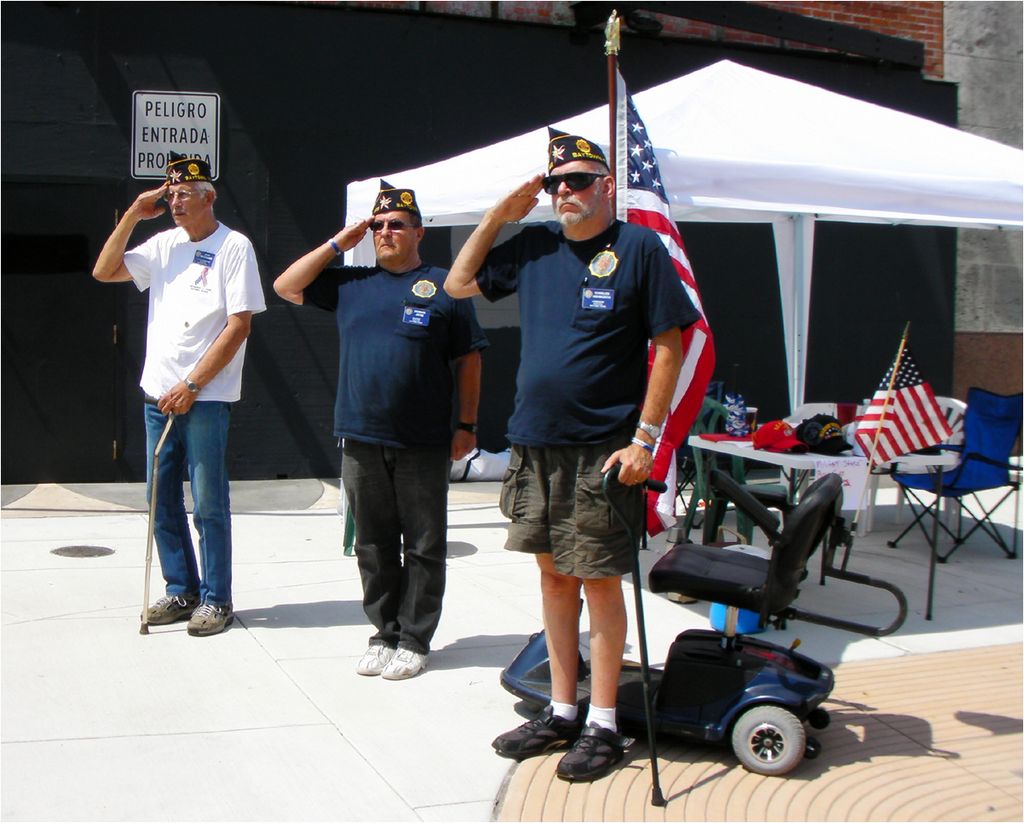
[
  {"x1": 275, "y1": 181, "x2": 488, "y2": 681},
  {"x1": 446, "y1": 131, "x2": 699, "y2": 781}
]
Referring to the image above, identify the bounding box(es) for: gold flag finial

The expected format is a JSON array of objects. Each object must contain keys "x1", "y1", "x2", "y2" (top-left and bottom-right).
[{"x1": 604, "y1": 10, "x2": 621, "y2": 55}]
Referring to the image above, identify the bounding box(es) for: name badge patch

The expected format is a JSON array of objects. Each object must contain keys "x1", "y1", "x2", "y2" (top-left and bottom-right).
[
  {"x1": 193, "y1": 250, "x2": 216, "y2": 267},
  {"x1": 403, "y1": 306, "x2": 431, "y2": 326},
  {"x1": 581, "y1": 288, "x2": 615, "y2": 310}
]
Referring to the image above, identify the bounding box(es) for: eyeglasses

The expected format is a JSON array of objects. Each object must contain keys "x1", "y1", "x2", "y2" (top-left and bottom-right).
[
  {"x1": 370, "y1": 219, "x2": 416, "y2": 233},
  {"x1": 165, "y1": 190, "x2": 196, "y2": 202},
  {"x1": 541, "y1": 172, "x2": 606, "y2": 195}
]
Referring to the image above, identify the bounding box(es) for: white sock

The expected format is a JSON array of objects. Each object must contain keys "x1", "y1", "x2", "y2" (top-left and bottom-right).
[
  {"x1": 586, "y1": 704, "x2": 617, "y2": 732},
  {"x1": 550, "y1": 701, "x2": 578, "y2": 722}
]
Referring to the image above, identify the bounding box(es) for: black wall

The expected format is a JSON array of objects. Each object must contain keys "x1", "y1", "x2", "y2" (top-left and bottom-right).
[{"x1": 1, "y1": 2, "x2": 958, "y2": 483}]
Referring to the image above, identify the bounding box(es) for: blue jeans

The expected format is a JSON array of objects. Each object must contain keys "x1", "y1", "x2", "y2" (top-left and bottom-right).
[
  {"x1": 145, "y1": 401, "x2": 233, "y2": 606},
  {"x1": 341, "y1": 440, "x2": 449, "y2": 655}
]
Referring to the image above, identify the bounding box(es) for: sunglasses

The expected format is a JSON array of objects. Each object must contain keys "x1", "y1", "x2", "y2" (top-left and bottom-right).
[
  {"x1": 541, "y1": 172, "x2": 606, "y2": 195},
  {"x1": 370, "y1": 219, "x2": 415, "y2": 232}
]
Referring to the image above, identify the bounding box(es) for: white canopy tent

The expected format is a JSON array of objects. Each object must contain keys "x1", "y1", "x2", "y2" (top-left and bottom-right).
[{"x1": 346, "y1": 60, "x2": 1024, "y2": 409}]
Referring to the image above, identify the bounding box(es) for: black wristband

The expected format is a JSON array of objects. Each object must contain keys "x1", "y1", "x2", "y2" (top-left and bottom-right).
[{"x1": 456, "y1": 421, "x2": 478, "y2": 434}]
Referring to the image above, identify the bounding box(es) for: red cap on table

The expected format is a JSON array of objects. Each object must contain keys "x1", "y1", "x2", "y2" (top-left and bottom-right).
[{"x1": 752, "y1": 420, "x2": 808, "y2": 453}]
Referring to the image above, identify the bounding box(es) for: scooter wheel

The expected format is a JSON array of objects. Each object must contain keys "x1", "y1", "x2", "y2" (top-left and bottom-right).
[
  {"x1": 731, "y1": 705, "x2": 806, "y2": 776},
  {"x1": 807, "y1": 708, "x2": 830, "y2": 729},
  {"x1": 804, "y1": 737, "x2": 822, "y2": 760}
]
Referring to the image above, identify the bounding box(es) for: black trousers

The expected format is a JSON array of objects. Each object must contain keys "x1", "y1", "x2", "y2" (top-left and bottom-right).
[{"x1": 341, "y1": 440, "x2": 449, "y2": 655}]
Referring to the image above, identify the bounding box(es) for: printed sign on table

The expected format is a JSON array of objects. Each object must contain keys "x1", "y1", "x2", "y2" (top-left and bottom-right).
[{"x1": 813, "y1": 456, "x2": 868, "y2": 512}]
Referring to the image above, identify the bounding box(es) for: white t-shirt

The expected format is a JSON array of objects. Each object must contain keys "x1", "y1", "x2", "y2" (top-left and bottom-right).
[{"x1": 124, "y1": 223, "x2": 266, "y2": 402}]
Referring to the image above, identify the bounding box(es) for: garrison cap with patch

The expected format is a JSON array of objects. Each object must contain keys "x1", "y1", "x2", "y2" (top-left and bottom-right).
[
  {"x1": 166, "y1": 152, "x2": 212, "y2": 184},
  {"x1": 373, "y1": 179, "x2": 420, "y2": 217},
  {"x1": 797, "y1": 413, "x2": 853, "y2": 455},
  {"x1": 547, "y1": 128, "x2": 609, "y2": 173}
]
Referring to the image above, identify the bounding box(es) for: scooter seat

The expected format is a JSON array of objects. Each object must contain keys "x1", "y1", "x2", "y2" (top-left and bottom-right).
[{"x1": 649, "y1": 544, "x2": 770, "y2": 614}]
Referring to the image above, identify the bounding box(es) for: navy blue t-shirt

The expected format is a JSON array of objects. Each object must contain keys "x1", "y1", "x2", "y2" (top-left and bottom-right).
[
  {"x1": 305, "y1": 263, "x2": 488, "y2": 447},
  {"x1": 476, "y1": 220, "x2": 699, "y2": 446}
]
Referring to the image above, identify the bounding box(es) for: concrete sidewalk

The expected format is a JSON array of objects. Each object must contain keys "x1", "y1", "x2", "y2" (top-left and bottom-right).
[{"x1": 2, "y1": 479, "x2": 1021, "y2": 821}]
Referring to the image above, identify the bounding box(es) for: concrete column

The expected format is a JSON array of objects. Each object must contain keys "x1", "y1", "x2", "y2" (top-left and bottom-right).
[{"x1": 944, "y1": 1, "x2": 1023, "y2": 397}]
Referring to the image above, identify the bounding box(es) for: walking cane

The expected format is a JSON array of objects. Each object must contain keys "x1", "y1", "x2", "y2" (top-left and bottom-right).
[
  {"x1": 140, "y1": 412, "x2": 175, "y2": 635},
  {"x1": 603, "y1": 465, "x2": 668, "y2": 807}
]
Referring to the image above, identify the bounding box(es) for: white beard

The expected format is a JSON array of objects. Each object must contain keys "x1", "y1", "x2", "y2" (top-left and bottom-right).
[{"x1": 557, "y1": 196, "x2": 596, "y2": 227}]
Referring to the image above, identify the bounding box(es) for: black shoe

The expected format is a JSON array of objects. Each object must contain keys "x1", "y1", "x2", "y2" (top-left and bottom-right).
[
  {"x1": 492, "y1": 706, "x2": 582, "y2": 761},
  {"x1": 555, "y1": 724, "x2": 634, "y2": 782}
]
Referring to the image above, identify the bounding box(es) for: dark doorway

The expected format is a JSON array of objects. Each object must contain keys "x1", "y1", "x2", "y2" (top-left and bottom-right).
[{"x1": 2, "y1": 182, "x2": 128, "y2": 483}]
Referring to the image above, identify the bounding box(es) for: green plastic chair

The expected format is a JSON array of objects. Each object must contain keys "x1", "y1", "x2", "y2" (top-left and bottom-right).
[
  {"x1": 681, "y1": 396, "x2": 793, "y2": 543},
  {"x1": 680, "y1": 396, "x2": 751, "y2": 539},
  {"x1": 343, "y1": 507, "x2": 356, "y2": 556}
]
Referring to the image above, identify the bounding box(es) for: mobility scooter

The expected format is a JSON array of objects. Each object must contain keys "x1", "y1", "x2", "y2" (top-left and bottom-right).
[{"x1": 500, "y1": 467, "x2": 908, "y2": 799}]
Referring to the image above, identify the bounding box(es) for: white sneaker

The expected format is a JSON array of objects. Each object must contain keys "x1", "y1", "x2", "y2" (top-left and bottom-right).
[
  {"x1": 381, "y1": 648, "x2": 428, "y2": 680},
  {"x1": 356, "y1": 642, "x2": 395, "y2": 676}
]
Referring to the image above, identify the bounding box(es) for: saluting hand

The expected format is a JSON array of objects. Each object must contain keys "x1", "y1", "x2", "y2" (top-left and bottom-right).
[
  {"x1": 128, "y1": 184, "x2": 171, "y2": 221},
  {"x1": 330, "y1": 218, "x2": 373, "y2": 254},
  {"x1": 489, "y1": 174, "x2": 543, "y2": 225}
]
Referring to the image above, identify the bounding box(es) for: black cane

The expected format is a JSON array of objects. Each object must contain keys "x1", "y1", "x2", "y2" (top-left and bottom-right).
[{"x1": 603, "y1": 465, "x2": 667, "y2": 807}]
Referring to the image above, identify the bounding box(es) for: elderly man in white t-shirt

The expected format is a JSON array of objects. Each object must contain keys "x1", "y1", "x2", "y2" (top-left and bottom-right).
[{"x1": 93, "y1": 153, "x2": 266, "y2": 636}]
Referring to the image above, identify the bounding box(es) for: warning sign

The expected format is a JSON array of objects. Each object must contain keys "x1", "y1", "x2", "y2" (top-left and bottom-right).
[{"x1": 131, "y1": 91, "x2": 220, "y2": 180}]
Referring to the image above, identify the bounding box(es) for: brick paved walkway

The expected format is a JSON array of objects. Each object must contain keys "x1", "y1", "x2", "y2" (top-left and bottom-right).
[{"x1": 496, "y1": 644, "x2": 1023, "y2": 822}]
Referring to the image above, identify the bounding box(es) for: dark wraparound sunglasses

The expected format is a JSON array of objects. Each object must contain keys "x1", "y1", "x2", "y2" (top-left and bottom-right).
[
  {"x1": 370, "y1": 219, "x2": 416, "y2": 232},
  {"x1": 541, "y1": 172, "x2": 606, "y2": 195}
]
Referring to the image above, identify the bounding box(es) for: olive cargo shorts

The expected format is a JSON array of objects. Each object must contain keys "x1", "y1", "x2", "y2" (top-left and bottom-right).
[{"x1": 498, "y1": 436, "x2": 643, "y2": 578}]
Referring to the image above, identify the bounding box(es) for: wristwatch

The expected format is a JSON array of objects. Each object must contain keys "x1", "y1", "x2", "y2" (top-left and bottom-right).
[
  {"x1": 185, "y1": 378, "x2": 201, "y2": 394},
  {"x1": 456, "y1": 421, "x2": 478, "y2": 434},
  {"x1": 637, "y1": 420, "x2": 661, "y2": 440}
]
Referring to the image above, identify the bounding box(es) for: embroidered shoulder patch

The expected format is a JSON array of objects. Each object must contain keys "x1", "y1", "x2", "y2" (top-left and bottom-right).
[
  {"x1": 411, "y1": 279, "x2": 437, "y2": 299},
  {"x1": 588, "y1": 249, "x2": 618, "y2": 278}
]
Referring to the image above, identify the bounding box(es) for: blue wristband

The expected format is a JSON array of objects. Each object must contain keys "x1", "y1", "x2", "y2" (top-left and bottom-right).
[
  {"x1": 328, "y1": 239, "x2": 342, "y2": 256},
  {"x1": 631, "y1": 437, "x2": 655, "y2": 454}
]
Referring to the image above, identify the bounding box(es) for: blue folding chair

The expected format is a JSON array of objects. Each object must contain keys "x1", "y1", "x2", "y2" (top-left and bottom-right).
[{"x1": 887, "y1": 387, "x2": 1022, "y2": 562}]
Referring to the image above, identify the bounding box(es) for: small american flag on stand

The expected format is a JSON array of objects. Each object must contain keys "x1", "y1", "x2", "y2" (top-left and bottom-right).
[
  {"x1": 616, "y1": 73, "x2": 716, "y2": 535},
  {"x1": 854, "y1": 345, "x2": 952, "y2": 466}
]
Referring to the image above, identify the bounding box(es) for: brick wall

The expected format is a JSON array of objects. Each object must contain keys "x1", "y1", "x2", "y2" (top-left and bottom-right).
[
  {"x1": 339, "y1": 1, "x2": 946, "y2": 77},
  {"x1": 760, "y1": 2, "x2": 944, "y2": 76}
]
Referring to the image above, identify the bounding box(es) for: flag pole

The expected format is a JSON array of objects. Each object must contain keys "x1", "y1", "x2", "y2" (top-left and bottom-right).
[
  {"x1": 604, "y1": 9, "x2": 666, "y2": 811},
  {"x1": 850, "y1": 322, "x2": 911, "y2": 535},
  {"x1": 605, "y1": 10, "x2": 620, "y2": 175}
]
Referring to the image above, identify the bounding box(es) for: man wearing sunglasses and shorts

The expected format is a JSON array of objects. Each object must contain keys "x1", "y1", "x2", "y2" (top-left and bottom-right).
[
  {"x1": 275, "y1": 181, "x2": 487, "y2": 681},
  {"x1": 445, "y1": 131, "x2": 700, "y2": 781}
]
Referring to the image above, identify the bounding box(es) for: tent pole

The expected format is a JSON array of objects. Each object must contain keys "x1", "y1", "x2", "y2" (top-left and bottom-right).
[{"x1": 793, "y1": 214, "x2": 815, "y2": 410}]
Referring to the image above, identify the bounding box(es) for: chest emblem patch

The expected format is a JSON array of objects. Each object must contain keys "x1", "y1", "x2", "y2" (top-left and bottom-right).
[
  {"x1": 588, "y1": 249, "x2": 618, "y2": 278},
  {"x1": 411, "y1": 279, "x2": 437, "y2": 299}
]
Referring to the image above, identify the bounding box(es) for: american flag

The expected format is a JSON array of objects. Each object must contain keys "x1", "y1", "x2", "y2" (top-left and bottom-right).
[
  {"x1": 854, "y1": 344, "x2": 952, "y2": 465},
  {"x1": 616, "y1": 73, "x2": 716, "y2": 535}
]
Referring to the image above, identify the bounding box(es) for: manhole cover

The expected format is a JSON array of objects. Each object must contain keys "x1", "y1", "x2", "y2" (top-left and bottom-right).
[{"x1": 51, "y1": 545, "x2": 116, "y2": 558}]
